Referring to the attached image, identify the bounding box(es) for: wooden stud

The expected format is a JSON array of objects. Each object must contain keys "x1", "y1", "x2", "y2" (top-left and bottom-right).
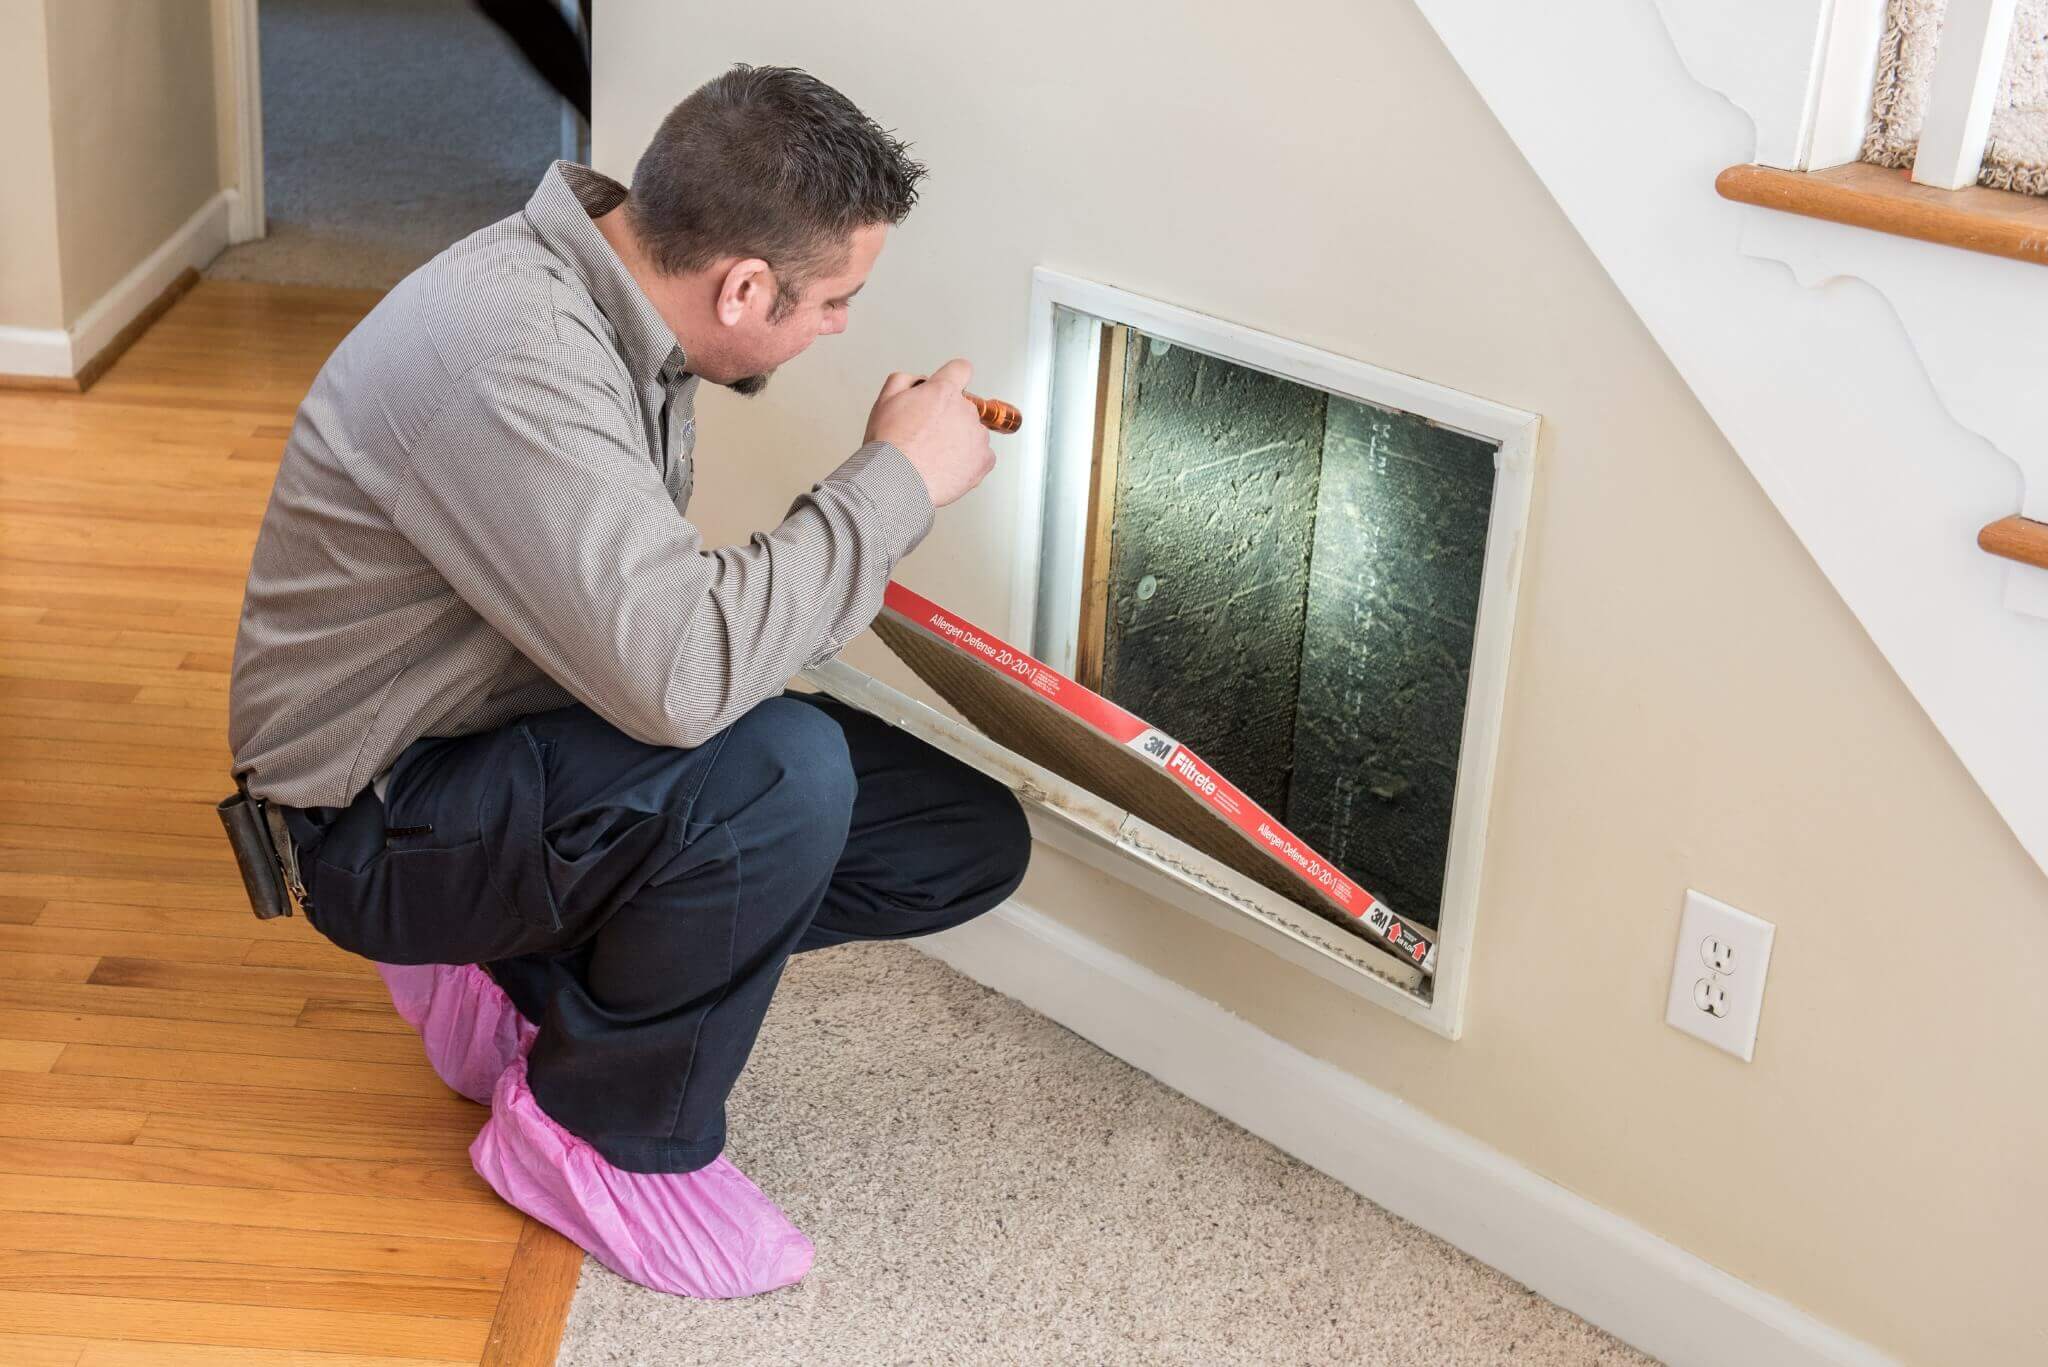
[{"x1": 1074, "y1": 322, "x2": 1129, "y2": 692}]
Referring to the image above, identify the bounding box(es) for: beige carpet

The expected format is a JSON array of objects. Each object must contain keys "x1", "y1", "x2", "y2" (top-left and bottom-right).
[
  {"x1": 554, "y1": 938, "x2": 1657, "y2": 1366},
  {"x1": 208, "y1": 0, "x2": 561, "y2": 290},
  {"x1": 1865, "y1": 0, "x2": 2048, "y2": 194}
]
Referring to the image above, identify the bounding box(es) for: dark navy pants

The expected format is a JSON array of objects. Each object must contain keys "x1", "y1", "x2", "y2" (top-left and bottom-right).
[{"x1": 280, "y1": 692, "x2": 1030, "y2": 1173}]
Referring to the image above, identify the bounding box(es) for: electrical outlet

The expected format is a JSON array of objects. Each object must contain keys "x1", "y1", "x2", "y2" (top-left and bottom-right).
[
  {"x1": 1699, "y1": 935, "x2": 1736, "y2": 974},
  {"x1": 1665, "y1": 890, "x2": 1774, "y2": 1061}
]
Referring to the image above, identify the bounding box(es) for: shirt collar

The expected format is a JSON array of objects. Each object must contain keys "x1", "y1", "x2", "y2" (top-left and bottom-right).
[{"x1": 525, "y1": 161, "x2": 689, "y2": 388}]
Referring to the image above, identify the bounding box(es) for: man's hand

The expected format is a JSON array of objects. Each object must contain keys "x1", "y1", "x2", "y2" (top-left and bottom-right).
[{"x1": 864, "y1": 359, "x2": 996, "y2": 509}]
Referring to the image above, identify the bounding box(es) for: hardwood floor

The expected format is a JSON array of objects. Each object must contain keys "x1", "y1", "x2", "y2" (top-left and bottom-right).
[{"x1": 0, "y1": 281, "x2": 582, "y2": 1367}]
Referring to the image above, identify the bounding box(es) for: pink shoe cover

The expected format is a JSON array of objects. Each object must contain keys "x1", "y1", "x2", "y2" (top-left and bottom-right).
[
  {"x1": 375, "y1": 962, "x2": 536, "y2": 1104},
  {"x1": 469, "y1": 1054, "x2": 815, "y2": 1298}
]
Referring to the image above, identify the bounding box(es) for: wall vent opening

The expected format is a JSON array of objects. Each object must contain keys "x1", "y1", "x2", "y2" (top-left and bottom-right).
[
  {"x1": 1015, "y1": 269, "x2": 1540, "y2": 1032},
  {"x1": 1083, "y1": 324, "x2": 1498, "y2": 930}
]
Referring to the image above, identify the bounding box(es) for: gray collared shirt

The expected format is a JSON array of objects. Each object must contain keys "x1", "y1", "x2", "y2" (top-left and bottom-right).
[{"x1": 228, "y1": 162, "x2": 934, "y2": 809}]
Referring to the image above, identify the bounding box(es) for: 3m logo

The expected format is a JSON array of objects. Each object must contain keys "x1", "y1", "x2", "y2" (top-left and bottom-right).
[
  {"x1": 1128, "y1": 728, "x2": 1178, "y2": 766},
  {"x1": 1362, "y1": 905, "x2": 1431, "y2": 963}
]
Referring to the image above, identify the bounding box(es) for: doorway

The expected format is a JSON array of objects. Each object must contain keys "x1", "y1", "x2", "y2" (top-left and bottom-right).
[{"x1": 210, "y1": 0, "x2": 586, "y2": 290}]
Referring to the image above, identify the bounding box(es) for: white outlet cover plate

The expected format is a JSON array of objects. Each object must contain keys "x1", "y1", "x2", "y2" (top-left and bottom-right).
[{"x1": 1664, "y1": 889, "x2": 1776, "y2": 1061}]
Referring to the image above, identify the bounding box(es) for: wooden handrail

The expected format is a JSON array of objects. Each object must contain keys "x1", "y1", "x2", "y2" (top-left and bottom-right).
[
  {"x1": 1716, "y1": 163, "x2": 2048, "y2": 267},
  {"x1": 1979, "y1": 515, "x2": 2048, "y2": 569}
]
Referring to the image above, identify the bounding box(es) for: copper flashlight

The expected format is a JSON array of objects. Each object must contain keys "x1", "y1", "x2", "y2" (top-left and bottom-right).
[
  {"x1": 908, "y1": 375, "x2": 1020, "y2": 434},
  {"x1": 966, "y1": 392, "x2": 1021, "y2": 434}
]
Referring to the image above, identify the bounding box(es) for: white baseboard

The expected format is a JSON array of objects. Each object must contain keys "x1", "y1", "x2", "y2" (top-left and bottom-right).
[
  {"x1": 916, "y1": 898, "x2": 1895, "y2": 1367},
  {"x1": 69, "y1": 189, "x2": 232, "y2": 365},
  {"x1": 0, "y1": 325, "x2": 72, "y2": 380},
  {"x1": 0, "y1": 189, "x2": 232, "y2": 380},
  {"x1": 225, "y1": 185, "x2": 264, "y2": 246}
]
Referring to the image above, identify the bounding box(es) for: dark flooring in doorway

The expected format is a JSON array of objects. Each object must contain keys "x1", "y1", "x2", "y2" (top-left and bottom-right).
[{"x1": 208, "y1": 0, "x2": 563, "y2": 290}]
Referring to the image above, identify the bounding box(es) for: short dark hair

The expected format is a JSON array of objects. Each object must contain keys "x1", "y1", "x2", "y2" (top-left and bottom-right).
[{"x1": 627, "y1": 65, "x2": 926, "y2": 318}]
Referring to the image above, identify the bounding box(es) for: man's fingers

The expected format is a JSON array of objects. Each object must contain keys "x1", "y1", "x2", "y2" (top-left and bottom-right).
[
  {"x1": 927, "y1": 357, "x2": 973, "y2": 394},
  {"x1": 878, "y1": 371, "x2": 923, "y2": 400}
]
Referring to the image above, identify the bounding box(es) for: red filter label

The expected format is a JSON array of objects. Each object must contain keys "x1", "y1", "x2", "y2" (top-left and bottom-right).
[{"x1": 882, "y1": 582, "x2": 1436, "y2": 972}]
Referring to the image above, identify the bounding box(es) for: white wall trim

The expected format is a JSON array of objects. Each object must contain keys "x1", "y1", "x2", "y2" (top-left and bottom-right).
[
  {"x1": 221, "y1": 0, "x2": 265, "y2": 242},
  {"x1": 0, "y1": 326, "x2": 73, "y2": 380},
  {"x1": 71, "y1": 190, "x2": 232, "y2": 367},
  {"x1": 1008, "y1": 267, "x2": 1540, "y2": 1039},
  {"x1": 918, "y1": 898, "x2": 1897, "y2": 1367},
  {"x1": 3, "y1": 190, "x2": 234, "y2": 382}
]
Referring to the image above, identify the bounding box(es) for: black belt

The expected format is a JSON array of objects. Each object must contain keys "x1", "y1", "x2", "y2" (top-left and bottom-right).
[{"x1": 216, "y1": 775, "x2": 310, "y2": 920}]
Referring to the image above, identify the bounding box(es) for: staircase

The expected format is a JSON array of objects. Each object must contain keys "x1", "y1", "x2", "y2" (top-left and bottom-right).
[{"x1": 1410, "y1": 0, "x2": 2048, "y2": 875}]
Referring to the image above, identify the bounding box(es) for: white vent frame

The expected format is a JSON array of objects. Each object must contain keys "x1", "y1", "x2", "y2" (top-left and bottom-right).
[{"x1": 1006, "y1": 267, "x2": 1541, "y2": 1038}]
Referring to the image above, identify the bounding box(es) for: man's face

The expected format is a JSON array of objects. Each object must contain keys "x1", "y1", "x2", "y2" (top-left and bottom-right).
[{"x1": 722, "y1": 222, "x2": 889, "y2": 396}]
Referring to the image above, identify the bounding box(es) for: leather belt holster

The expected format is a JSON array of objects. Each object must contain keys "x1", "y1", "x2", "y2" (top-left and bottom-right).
[{"x1": 215, "y1": 774, "x2": 309, "y2": 920}]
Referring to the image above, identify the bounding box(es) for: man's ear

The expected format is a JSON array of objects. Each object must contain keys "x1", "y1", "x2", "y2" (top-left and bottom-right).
[{"x1": 715, "y1": 258, "x2": 773, "y2": 326}]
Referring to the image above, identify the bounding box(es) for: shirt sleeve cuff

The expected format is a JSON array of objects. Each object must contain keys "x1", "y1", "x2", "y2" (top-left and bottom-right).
[{"x1": 827, "y1": 439, "x2": 936, "y2": 561}]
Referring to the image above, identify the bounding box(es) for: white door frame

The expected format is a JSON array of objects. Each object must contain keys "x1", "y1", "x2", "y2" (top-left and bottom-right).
[
  {"x1": 219, "y1": 0, "x2": 265, "y2": 242},
  {"x1": 217, "y1": 0, "x2": 589, "y2": 240}
]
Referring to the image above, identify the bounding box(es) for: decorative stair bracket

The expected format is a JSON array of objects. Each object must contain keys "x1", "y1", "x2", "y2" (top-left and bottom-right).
[
  {"x1": 1407, "y1": 0, "x2": 2048, "y2": 879},
  {"x1": 1649, "y1": 0, "x2": 2048, "y2": 619},
  {"x1": 1734, "y1": 205, "x2": 2048, "y2": 618}
]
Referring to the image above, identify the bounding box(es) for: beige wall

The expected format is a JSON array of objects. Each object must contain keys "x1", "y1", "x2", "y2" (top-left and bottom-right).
[
  {"x1": 0, "y1": 0, "x2": 64, "y2": 331},
  {"x1": 599, "y1": 3, "x2": 2048, "y2": 1361},
  {"x1": 0, "y1": 0, "x2": 223, "y2": 337},
  {"x1": 43, "y1": 0, "x2": 221, "y2": 322}
]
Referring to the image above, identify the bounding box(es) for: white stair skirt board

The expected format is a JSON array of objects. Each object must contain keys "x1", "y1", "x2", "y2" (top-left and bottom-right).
[
  {"x1": 0, "y1": 189, "x2": 233, "y2": 380},
  {"x1": 914, "y1": 900, "x2": 1895, "y2": 1367}
]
